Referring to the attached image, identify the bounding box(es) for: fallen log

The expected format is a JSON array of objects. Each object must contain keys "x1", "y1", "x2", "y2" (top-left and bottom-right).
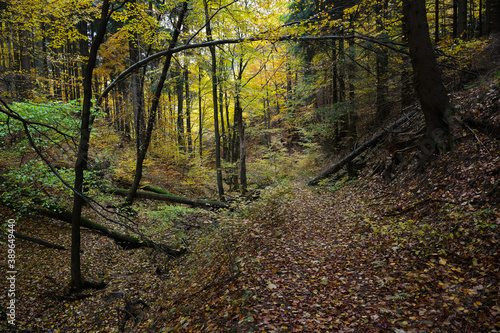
[
  {"x1": 308, "y1": 109, "x2": 419, "y2": 186},
  {"x1": 141, "y1": 185, "x2": 174, "y2": 195},
  {"x1": 32, "y1": 207, "x2": 184, "y2": 256},
  {"x1": 1, "y1": 232, "x2": 66, "y2": 250},
  {"x1": 0, "y1": 182, "x2": 184, "y2": 256},
  {"x1": 111, "y1": 188, "x2": 231, "y2": 210}
]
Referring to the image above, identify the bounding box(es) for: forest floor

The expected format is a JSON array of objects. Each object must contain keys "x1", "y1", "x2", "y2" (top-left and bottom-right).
[{"x1": 1, "y1": 66, "x2": 500, "y2": 333}]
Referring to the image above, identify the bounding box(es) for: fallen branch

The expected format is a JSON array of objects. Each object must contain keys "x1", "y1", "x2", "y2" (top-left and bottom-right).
[
  {"x1": 1, "y1": 232, "x2": 66, "y2": 250},
  {"x1": 32, "y1": 207, "x2": 184, "y2": 256},
  {"x1": 1, "y1": 198, "x2": 184, "y2": 256},
  {"x1": 111, "y1": 188, "x2": 231, "y2": 210},
  {"x1": 308, "y1": 109, "x2": 419, "y2": 186}
]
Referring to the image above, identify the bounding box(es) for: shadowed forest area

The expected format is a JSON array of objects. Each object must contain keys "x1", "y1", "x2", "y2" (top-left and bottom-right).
[{"x1": 0, "y1": 0, "x2": 499, "y2": 331}]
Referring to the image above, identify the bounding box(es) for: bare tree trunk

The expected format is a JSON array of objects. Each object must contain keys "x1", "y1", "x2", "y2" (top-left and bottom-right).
[
  {"x1": 176, "y1": 64, "x2": 185, "y2": 151},
  {"x1": 230, "y1": 56, "x2": 247, "y2": 194},
  {"x1": 457, "y1": 0, "x2": 468, "y2": 38},
  {"x1": 185, "y1": 64, "x2": 193, "y2": 153},
  {"x1": 485, "y1": 0, "x2": 500, "y2": 34},
  {"x1": 236, "y1": 94, "x2": 247, "y2": 194},
  {"x1": 434, "y1": 0, "x2": 440, "y2": 43},
  {"x1": 218, "y1": 57, "x2": 227, "y2": 160},
  {"x1": 375, "y1": 0, "x2": 390, "y2": 124},
  {"x1": 129, "y1": 32, "x2": 146, "y2": 157},
  {"x1": 402, "y1": 0, "x2": 453, "y2": 153},
  {"x1": 198, "y1": 69, "x2": 203, "y2": 158}
]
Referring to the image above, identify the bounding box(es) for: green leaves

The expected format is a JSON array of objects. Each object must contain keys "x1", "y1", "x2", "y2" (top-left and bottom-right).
[{"x1": 0, "y1": 100, "x2": 81, "y2": 149}]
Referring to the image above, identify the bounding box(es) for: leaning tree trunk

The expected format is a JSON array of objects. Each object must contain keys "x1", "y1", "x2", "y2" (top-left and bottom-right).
[
  {"x1": 126, "y1": 2, "x2": 188, "y2": 205},
  {"x1": 402, "y1": 0, "x2": 453, "y2": 154},
  {"x1": 308, "y1": 109, "x2": 418, "y2": 185}
]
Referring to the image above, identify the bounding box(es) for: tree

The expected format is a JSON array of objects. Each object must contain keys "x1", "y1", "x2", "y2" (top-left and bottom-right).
[
  {"x1": 402, "y1": 0, "x2": 453, "y2": 153},
  {"x1": 203, "y1": 0, "x2": 225, "y2": 200},
  {"x1": 126, "y1": 1, "x2": 189, "y2": 205},
  {"x1": 71, "y1": 0, "x2": 115, "y2": 291}
]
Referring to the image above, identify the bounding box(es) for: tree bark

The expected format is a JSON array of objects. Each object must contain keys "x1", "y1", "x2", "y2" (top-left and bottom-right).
[
  {"x1": 70, "y1": 0, "x2": 112, "y2": 292},
  {"x1": 203, "y1": 0, "x2": 225, "y2": 200},
  {"x1": 434, "y1": 0, "x2": 440, "y2": 43},
  {"x1": 485, "y1": 0, "x2": 500, "y2": 34},
  {"x1": 185, "y1": 64, "x2": 193, "y2": 153},
  {"x1": 129, "y1": 32, "x2": 146, "y2": 156},
  {"x1": 176, "y1": 64, "x2": 185, "y2": 151},
  {"x1": 198, "y1": 68, "x2": 204, "y2": 158},
  {"x1": 402, "y1": 0, "x2": 453, "y2": 152},
  {"x1": 457, "y1": 0, "x2": 468, "y2": 38}
]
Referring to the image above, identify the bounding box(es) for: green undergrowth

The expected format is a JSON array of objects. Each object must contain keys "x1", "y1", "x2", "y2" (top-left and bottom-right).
[{"x1": 0, "y1": 159, "x2": 106, "y2": 214}]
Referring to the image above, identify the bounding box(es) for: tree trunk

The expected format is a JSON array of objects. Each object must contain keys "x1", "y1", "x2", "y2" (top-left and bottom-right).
[
  {"x1": 375, "y1": 0, "x2": 390, "y2": 124},
  {"x1": 457, "y1": 0, "x2": 468, "y2": 38},
  {"x1": 219, "y1": 57, "x2": 227, "y2": 160},
  {"x1": 71, "y1": 0, "x2": 111, "y2": 292},
  {"x1": 185, "y1": 64, "x2": 193, "y2": 153},
  {"x1": 203, "y1": 0, "x2": 225, "y2": 200},
  {"x1": 30, "y1": 207, "x2": 184, "y2": 255},
  {"x1": 485, "y1": 0, "x2": 500, "y2": 34},
  {"x1": 198, "y1": 69, "x2": 203, "y2": 158},
  {"x1": 434, "y1": 0, "x2": 440, "y2": 43},
  {"x1": 129, "y1": 33, "x2": 146, "y2": 156},
  {"x1": 126, "y1": 2, "x2": 188, "y2": 205},
  {"x1": 112, "y1": 188, "x2": 230, "y2": 210},
  {"x1": 237, "y1": 95, "x2": 247, "y2": 195},
  {"x1": 176, "y1": 65, "x2": 185, "y2": 151},
  {"x1": 402, "y1": 0, "x2": 453, "y2": 153},
  {"x1": 453, "y1": 0, "x2": 458, "y2": 37}
]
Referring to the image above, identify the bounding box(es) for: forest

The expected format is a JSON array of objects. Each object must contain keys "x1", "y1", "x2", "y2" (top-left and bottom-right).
[{"x1": 0, "y1": 0, "x2": 499, "y2": 331}]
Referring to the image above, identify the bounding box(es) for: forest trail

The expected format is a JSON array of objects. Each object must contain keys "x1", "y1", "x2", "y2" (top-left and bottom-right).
[
  {"x1": 166, "y1": 174, "x2": 498, "y2": 333},
  {"x1": 237, "y1": 184, "x2": 390, "y2": 331}
]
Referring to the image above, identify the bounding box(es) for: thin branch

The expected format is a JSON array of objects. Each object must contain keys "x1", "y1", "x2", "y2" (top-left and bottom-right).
[
  {"x1": 185, "y1": 0, "x2": 241, "y2": 45},
  {"x1": 97, "y1": 34, "x2": 408, "y2": 104}
]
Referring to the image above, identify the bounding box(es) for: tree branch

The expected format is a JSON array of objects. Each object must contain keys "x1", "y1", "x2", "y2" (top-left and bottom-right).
[{"x1": 97, "y1": 34, "x2": 407, "y2": 104}]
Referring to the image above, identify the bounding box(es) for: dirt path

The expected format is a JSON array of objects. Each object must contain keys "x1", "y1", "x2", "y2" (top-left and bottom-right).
[{"x1": 219, "y1": 183, "x2": 498, "y2": 333}]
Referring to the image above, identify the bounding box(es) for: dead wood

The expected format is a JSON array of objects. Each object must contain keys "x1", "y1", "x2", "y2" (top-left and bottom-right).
[
  {"x1": 1, "y1": 232, "x2": 66, "y2": 250},
  {"x1": 111, "y1": 188, "x2": 231, "y2": 210},
  {"x1": 308, "y1": 109, "x2": 419, "y2": 186}
]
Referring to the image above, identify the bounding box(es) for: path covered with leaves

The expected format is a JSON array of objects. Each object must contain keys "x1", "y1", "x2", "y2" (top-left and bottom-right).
[
  {"x1": 1, "y1": 116, "x2": 499, "y2": 332},
  {"x1": 156, "y1": 121, "x2": 500, "y2": 331}
]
